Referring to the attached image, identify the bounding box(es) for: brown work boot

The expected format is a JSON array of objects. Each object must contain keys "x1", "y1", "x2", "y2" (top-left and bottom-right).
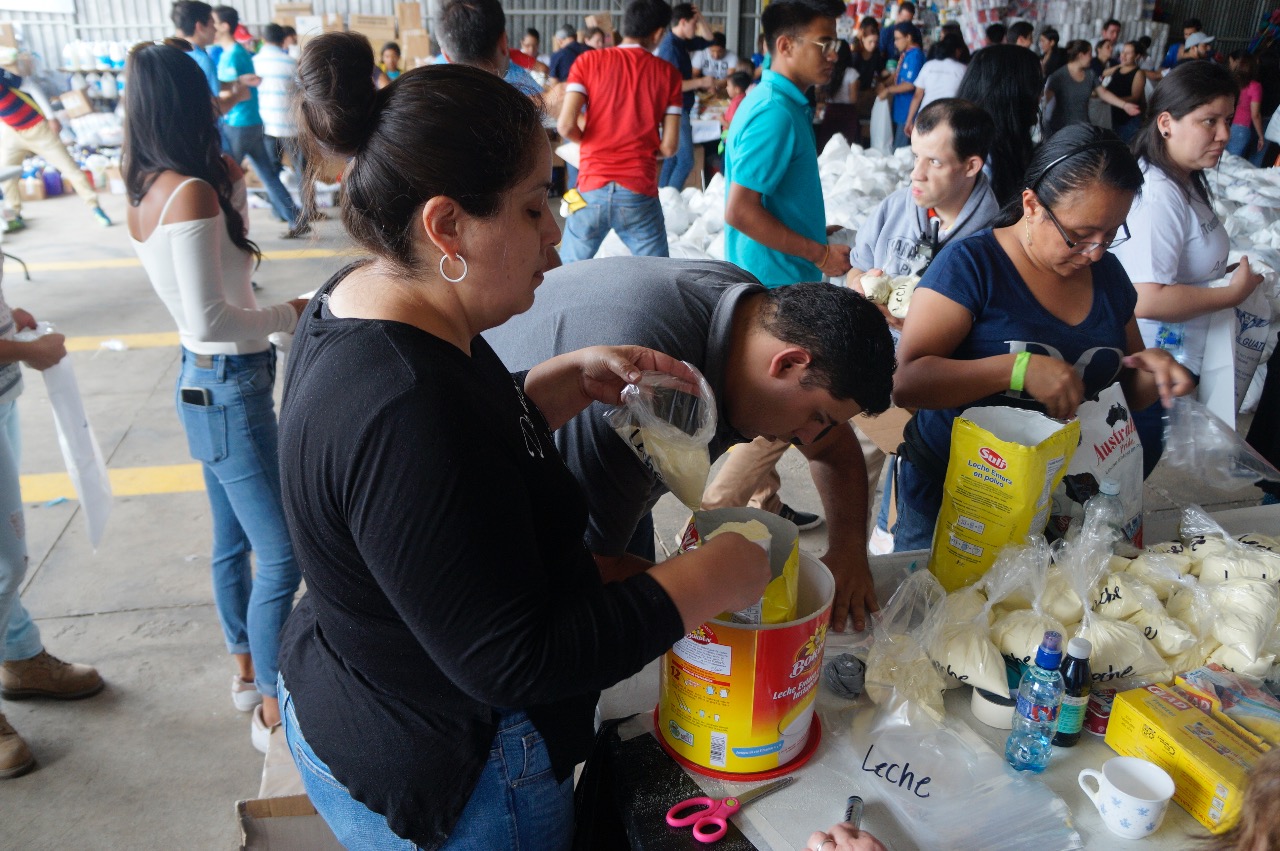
[
  {"x1": 0, "y1": 651, "x2": 104, "y2": 700},
  {"x1": 0, "y1": 712, "x2": 34, "y2": 778}
]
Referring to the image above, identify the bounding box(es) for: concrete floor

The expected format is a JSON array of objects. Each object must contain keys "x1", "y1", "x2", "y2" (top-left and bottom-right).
[{"x1": 0, "y1": 189, "x2": 1266, "y2": 849}]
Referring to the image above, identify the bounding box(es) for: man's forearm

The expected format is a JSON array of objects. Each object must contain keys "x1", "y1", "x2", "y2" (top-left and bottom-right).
[{"x1": 726, "y1": 187, "x2": 823, "y2": 265}]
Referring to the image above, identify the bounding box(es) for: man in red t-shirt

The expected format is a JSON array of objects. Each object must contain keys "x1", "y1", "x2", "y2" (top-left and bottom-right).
[{"x1": 556, "y1": 0, "x2": 682, "y2": 262}]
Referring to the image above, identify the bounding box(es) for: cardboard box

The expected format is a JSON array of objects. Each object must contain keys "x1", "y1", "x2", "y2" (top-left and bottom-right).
[
  {"x1": 400, "y1": 28, "x2": 433, "y2": 68},
  {"x1": 295, "y1": 13, "x2": 344, "y2": 46},
  {"x1": 58, "y1": 89, "x2": 93, "y2": 119},
  {"x1": 104, "y1": 165, "x2": 124, "y2": 195},
  {"x1": 238, "y1": 795, "x2": 344, "y2": 850},
  {"x1": 396, "y1": 2, "x2": 422, "y2": 35},
  {"x1": 348, "y1": 14, "x2": 396, "y2": 47},
  {"x1": 1106, "y1": 683, "x2": 1261, "y2": 832},
  {"x1": 271, "y1": 2, "x2": 312, "y2": 27},
  {"x1": 855, "y1": 406, "x2": 913, "y2": 457},
  {"x1": 18, "y1": 175, "x2": 44, "y2": 202},
  {"x1": 0, "y1": 23, "x2": 15, "y2": 50}
]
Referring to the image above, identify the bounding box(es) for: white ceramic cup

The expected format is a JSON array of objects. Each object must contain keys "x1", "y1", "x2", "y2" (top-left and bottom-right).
[{"x1": 1078, "y1": 757, "x2": 1176, "y2": 840}]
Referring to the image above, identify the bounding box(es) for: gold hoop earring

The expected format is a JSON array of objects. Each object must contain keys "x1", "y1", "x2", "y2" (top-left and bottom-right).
[{"x1": 439, "y1": 253, "x2": 468, "y2": 283}]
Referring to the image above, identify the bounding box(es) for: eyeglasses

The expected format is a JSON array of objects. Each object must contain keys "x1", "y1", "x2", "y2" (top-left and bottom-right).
[
  {"x1": 1039, "y1": 200, "x2": 1130, "y2": 255},
  {"x1": 808, "y1": 38, "x2": 842, "y2": 55}
]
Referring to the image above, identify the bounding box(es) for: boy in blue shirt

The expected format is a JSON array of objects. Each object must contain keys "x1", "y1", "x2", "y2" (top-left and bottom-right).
[
  {"x1": 876, "y1": 22, "x2": 923, "y2": 150},
  {"x1": 212, "y1": 5, "x2": 305, "y2": 237}
]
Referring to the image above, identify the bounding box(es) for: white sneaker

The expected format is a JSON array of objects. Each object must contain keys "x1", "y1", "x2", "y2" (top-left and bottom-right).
[
  {"x1": 232, "y1": 675, "x2": 263, "y2": 713},
  {"x1": 251, "y1": 703, "x2": 279, "y2": 755},
  {"x1": 868, "y1": 525, "x2": 895, "y2": 555}
]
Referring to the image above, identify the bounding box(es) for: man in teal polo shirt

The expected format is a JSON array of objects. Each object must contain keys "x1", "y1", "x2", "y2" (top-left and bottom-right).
[
  {"x1": 722, "y1": 0, "x2": 850, "y2": 286},
  {"x1": 705, "y1": 0, "x2": 878, "y2": 616}
]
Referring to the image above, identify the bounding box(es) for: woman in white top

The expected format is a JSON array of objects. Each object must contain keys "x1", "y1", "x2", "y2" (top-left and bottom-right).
[
  {"x1": 903, "y1": 33, "x2": 969, "y2": 137},
  {"x1": 1113, "y1": 61, "x2": 1265, "y2": 476},
  {"x1": 122, "y1": 40, "x2": 307, "y2": 752}
]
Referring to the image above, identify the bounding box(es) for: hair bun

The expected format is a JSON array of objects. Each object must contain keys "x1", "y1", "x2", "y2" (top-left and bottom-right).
[{"x1": 297, "y1": 32, "x2": 380, "y2": 157}]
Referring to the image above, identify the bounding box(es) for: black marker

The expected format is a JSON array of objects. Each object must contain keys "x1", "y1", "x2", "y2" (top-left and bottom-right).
[{"x1": 844, "y1": 795, "x2": 863, "y2": 829}]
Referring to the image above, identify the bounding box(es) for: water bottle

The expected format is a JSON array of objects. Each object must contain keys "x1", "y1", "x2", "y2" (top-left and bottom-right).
[
  {"x1": 1084, "y1": 479, "x2": 1127, "y2": 546},
  {"x1": 1052, "y1": 637, "x2": 1092, "y2": 747},
  {"x1": 1005, "y1": 630, "x2": 1064, "y2": 773},
  {"x1": 1155, "y1": 322, "x2": 1187, "y2": 365}
]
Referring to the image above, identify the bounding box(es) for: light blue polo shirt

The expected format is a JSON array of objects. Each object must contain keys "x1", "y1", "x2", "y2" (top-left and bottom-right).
[{"x1": 723, "y1": 69, "x2": 825, "y2": 287}]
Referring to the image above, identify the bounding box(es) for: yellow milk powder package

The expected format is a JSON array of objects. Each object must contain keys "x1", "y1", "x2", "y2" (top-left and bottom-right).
[{"x1": 929, "y1": 407, "x2": 1078, "y2": 592}]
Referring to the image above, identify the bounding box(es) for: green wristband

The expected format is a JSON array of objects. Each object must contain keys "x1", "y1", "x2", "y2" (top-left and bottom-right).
[{"x1": 1010, "y1": 351, "x2": 1031, "y2": 392}]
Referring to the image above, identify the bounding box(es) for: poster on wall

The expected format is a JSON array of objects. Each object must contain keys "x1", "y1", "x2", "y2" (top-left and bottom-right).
[{"x1": 0, "y1": 0, "x2": 76, "y2": 13}]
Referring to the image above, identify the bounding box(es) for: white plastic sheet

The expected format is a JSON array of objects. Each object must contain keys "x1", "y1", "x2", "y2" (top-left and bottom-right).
[{"x1": 43, "y1": 358, "x2": 111, "y2": 548}]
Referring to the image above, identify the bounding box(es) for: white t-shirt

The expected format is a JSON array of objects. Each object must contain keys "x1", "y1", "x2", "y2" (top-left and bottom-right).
[
  {"x1": 1111, "y1": 160, "x2": 1229, "y2": 375},
  {"x1": 830, "y1": 67, "x2": 858, "y2": 104},
  {"x1": 913, "y1": 58, "x2": 967, "y2": 110},
  {"x1": 691, "y1": 48, "x2": 738, "y2": 80}
]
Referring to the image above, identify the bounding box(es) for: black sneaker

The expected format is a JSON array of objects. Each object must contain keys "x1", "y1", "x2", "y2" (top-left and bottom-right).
[{"x1": 779, "y1": 503, "x2": 823, "y2": 531}]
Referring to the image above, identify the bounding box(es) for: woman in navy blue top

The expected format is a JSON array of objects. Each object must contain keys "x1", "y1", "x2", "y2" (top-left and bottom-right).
[{"x1": 890, "y1": 125, "x2": 1196, "y2": 552}]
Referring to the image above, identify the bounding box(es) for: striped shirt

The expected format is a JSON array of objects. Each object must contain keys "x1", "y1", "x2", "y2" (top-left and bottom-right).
[
  {"x1": 252, "y1": 44, "x2": 298, "y2": 139},
  {"x1": 0, "y1": 70, "x2": 43, "y2": 131}
]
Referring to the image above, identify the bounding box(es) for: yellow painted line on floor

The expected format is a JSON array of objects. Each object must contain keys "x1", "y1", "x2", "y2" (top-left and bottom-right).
[
  {"x1": 8, "y1": 246, "x2": 356, "y2": 274},
  {"x1": 65, "y1": 332, "x2": 180, "y2": 352},
  {"x1": 21, "y1": 463, "x2": 204, "y2": 503}
]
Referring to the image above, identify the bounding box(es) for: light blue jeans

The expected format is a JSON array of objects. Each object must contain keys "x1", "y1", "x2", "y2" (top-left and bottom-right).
[
  {"x1": 0, "y1": 401, "x2": 43, "y2": 664},
  {"x1": 1227, "y1": 123, "x2": 1256, "y2": 159},
  {"x1": 177, "y1": 348, "x2": 299, "y2": 698},
  {"x1": 280, "y1": 677, "x2": 575, "y2": 850},
  {"x1": 559, "y1": 183, "x2": 668, "y2": 263},
  {"x1": 892, "y1": 457, "x2": 940, "y2": 553},
  {"x1": 223, "y1": 123, "x2": 300, "y2": 228},
  {"x1": 659, "y1": 108, "x2": 695, "y2": 189}
]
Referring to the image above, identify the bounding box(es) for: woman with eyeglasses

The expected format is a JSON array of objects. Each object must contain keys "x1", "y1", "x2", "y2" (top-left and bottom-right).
[
  {"x1": 888, "y1": 124, "x2": 1195, "y2": 552},
  {"x1": 1112, "y1": 61, "x2": 1265, "y2": 476}
]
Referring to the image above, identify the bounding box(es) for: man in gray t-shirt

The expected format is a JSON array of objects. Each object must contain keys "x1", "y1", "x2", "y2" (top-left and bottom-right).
[{"x1": 485, "y1": 256, "x2": 896, "y2": 632}]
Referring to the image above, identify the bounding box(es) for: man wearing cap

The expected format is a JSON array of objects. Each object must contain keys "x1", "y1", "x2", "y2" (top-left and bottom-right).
[
  {"x1": 548, "y1": 24, "x2": 590, "y2": 83},
  {"x1": 1179, "y1": 32, "x2": 1216, "y2": 64}
]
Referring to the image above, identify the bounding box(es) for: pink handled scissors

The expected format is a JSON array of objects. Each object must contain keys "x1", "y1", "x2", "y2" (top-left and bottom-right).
[{"x1": 665, "y1": 776, "x2": 795, "y2": 844}]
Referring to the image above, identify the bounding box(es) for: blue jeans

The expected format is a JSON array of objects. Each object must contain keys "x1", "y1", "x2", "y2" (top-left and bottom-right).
[
  {"x1": 658, "y1": 109, "x2": 695, "y2": 189},
  {"x1": 223, "y1": 123, "x2": 300, "y2": 228},
  {"x1": 1227, "y1": 124, "x2": 1256, "y2": 158},
  {"x1": 280, "y1": 677, "x2": 574, "y2": 850},
  {"x1": 559, "y1": 183, "x2": 668, "y2": 262},
  {"x1": 0, "y1": 401, "x2": 43, "y2": 663},
  {"x1": 893, "y1": 123, "x2": 910, "y2": 151},
  {"x1": 892, "y1": 458, "x2": 940, "y2": 552},
  {"x1": 177, "y1": 348, "x2": 299, "y2": 698},
  {"x1": 1133, "y1": 399, "x2": 1167, "y2": 479}
]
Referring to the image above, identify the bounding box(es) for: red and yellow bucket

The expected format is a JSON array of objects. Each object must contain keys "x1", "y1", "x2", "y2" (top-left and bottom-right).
[{"x1": 658, "y1": 509, "x2": 834, "y2": 778}]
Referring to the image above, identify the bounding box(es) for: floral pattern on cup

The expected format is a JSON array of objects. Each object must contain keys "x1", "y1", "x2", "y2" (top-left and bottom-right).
[{"x1": 1079, "y1": 757, "x2": 1176, "y2": 840}]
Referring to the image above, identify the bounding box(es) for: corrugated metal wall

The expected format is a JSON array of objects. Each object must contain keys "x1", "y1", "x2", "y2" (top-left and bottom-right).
[
  {"x1": 1155, "y1": 0, "x2": 1276, "y2": 53},
  {"x1": 6, "y1": 0, "x2": 1274, "y2": 75}
]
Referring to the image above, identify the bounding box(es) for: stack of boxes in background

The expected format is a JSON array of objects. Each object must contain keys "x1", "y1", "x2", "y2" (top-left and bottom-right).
[{"x1": 272, "y1": 2, "x2": 430, "y2": 66}]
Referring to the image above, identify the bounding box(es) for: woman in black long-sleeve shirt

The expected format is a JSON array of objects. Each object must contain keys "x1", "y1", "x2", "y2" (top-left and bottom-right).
[{"x1": 274, "y1": 32, "x2": 769, "y2": 851}]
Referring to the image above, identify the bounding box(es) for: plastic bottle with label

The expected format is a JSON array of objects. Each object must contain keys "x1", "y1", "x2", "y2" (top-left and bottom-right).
[
  {"x1": 1005, "y1": 630, "x2": 1064, "y2": 773},
  {"x1": 1083, "y1": 479, "x2": 1127, "y2": 546},
  {"x1": 1051, "y1": 637, "x2": 1091, "y2": 747},
  {"x1": 1154, "y1": 322, "x2": 1187, "y2": 364}
]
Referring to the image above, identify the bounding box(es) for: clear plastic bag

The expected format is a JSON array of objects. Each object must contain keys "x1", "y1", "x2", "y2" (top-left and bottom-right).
[
  {"x1": 988, "y1": 537, "x2": 1069, "y2": 669},
  {"x1": 1178, "y1": 504, "x2": 1280, "y2": 584},
  {"x1": 604, "y1": 364, "x2": 716, "y2": 510},
  {"x1": 864, "y1": 570, "x2": 949, "y2": 721},
  {"x1": 1057, "y1": 514, "x2": 1170, "y2": 685},
  {"x1": 844, "y1": 701, "x2": 1083, "y2": 850},
  {"x1": 1163, "y1": 396, "x2": 1280, "y2": 491},
  {"x1": 928, "y1": 544, "x2": 1025, "y2": 697}
]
